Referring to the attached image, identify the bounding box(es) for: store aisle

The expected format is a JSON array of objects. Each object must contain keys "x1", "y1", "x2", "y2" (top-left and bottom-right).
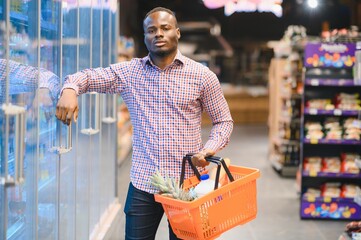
[{"x1": 116, "y1": 125, "x2": 347, "y2": 240}]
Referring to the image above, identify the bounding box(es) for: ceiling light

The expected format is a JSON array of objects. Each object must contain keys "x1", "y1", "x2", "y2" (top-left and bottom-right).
[{"x1": 307, "y1": 0, "x2": 318, "y2": 8}]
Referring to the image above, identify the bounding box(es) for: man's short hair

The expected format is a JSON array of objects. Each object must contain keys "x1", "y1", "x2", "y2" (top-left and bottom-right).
[{"x1": 143, "y1": 7, "x2": 178, "y2": 27}]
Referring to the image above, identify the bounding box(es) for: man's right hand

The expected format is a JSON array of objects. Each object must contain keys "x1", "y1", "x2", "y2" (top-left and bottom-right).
[{"x1": 56, "y1": 88, "x2": 79, "y2": 125}]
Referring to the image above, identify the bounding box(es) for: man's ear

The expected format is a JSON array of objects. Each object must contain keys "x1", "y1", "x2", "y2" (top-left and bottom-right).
[{"x1": 177, "y1": 28, "x2": 181, "y2": 39}]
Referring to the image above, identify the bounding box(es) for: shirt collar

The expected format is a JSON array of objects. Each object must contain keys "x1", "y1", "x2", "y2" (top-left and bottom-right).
[{"x1": 141, "y1": 50, "x2": 185, "y2": 68}]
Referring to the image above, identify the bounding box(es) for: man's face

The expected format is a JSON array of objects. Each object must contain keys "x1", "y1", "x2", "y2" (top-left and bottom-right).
[{"x1": 143, "y1": 11, "x2": 180, "y2": 57}]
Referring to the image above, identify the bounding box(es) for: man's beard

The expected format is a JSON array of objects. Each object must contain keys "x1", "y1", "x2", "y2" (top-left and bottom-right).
[{"x1": 151, "y1": 45, "x2": 177, "y2": 57}]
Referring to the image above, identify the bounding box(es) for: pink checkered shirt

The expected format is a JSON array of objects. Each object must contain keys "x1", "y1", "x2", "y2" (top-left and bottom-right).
[{"x1": 62, "y1": 51, "x2": 233, "y2": 193}]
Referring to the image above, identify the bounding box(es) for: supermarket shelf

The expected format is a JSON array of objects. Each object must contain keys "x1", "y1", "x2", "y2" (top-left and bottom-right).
[
  {"x1": 300, "y1": 198, "x2": 361, "y2": 220},
  {"x1": 302, "y1": 171, "x2": 361, "y2": 179},
  {"x1": 305, "y1": 78, "x2": 359, "y2": 87},
  {"x1": 270, "y1": 155, "x2": 298, "y2": 177},
  {"x1": 273, "y1": 137, "x2": 300, "y2": 146},
  {"x1": 300, "y1": 42, "x2": 361, "y2": 222},
  {"x1": 302, "y1": 195, "x2": 358, "y2": 203},
  {"x1": 304, "y1": 108, "x2": 360, "y2": 116},
  {"x1": 304, "y1": 139, "x2": 361, "y2": 145}
]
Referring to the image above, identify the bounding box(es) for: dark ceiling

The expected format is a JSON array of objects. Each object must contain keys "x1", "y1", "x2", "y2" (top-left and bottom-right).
[{"x1": 120, "y1": 0, "x2": 354, "y2": 55}]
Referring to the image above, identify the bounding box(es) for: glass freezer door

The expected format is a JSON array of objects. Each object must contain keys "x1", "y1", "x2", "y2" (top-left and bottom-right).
[{"x1": 1, "y1": 0, "x2": 40, "y2": 239}]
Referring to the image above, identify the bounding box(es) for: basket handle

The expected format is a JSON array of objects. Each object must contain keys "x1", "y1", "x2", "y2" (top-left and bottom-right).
[{"x1": 180, "y1": 153, "x2": 234, "y2": 190}]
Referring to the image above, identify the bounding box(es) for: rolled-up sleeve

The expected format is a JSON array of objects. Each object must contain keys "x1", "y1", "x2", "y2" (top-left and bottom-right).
[
  {"x1": 61, "y1": 61, "x2": 130, "y2": 95},
  {"x1": 200, "y1": 71, "x2": 233, "y2": 152}
]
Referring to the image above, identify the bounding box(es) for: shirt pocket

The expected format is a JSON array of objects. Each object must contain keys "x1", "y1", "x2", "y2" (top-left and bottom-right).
[{"x1": 165, "y1": 81, "x2": 200, "y2": 111}]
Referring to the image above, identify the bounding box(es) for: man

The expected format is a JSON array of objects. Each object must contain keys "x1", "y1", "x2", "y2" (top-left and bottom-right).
[{"x1": 56, "y1": 7, "x2": 233, "y2": 240}]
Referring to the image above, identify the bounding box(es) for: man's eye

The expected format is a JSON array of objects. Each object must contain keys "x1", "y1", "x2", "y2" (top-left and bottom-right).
[{"x1": 147, "y1": 29, "x2": 155, "y2": 34}]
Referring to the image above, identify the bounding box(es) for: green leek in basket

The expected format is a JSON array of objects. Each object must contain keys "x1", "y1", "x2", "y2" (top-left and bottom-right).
[{"x1": 150, "y1": 170, "x2": 197, "y2": 201}]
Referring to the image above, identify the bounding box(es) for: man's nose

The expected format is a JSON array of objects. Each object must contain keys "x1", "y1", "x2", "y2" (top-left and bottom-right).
[{"x1": 155, "y1": 28, "x2": 164, "y2": 37}]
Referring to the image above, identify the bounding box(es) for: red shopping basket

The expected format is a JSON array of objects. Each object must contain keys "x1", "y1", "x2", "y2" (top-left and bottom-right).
[{"x1": 154, "y1": 154, "x2": 260, "y2": 240}]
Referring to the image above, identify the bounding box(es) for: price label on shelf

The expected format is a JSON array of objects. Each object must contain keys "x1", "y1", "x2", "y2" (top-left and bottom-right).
[
  {"x1": 323, "y1": 197, "x2": 332, "y2": 203},
  {"x1": 307, "y1": 196, "x2": 316, "y2": 202},
  {"x1": 333, "y1": 109, "x2": 342, "y2": 116},
  {"x1": 309, "y1": 170, "x2": 318, "y2": 177},
  {"x1": 310, "y1": 79, "x2": 319, "y2": 86},
  {"x1": 309, "y1": 109, "x2": 318, "y2": 115}
]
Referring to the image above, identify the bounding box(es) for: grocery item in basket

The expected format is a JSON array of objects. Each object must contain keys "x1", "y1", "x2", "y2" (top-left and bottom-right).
[
  {"x1": 208, "y1": 157, "x2": 231, "y2": 184},
  {"x1": 193, "y1": 174, "x2": 219, "y2": 198},
  {"x1": 150, "y1": 170, "x2": 197, "y2": 201}
]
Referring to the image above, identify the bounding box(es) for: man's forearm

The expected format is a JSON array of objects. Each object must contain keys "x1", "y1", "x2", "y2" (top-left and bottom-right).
[{"x1": 203, "y1": 120, "x2": 233, "y2": 153}]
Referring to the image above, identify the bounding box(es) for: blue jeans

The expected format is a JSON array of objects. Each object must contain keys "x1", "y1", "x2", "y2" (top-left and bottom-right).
[{"x1": 124, "y1": 183, "x2": 181, "y2": 240}]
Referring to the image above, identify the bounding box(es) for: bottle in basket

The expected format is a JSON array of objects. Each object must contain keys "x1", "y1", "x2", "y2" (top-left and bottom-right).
[{"x1": 194, "y1": 174, "x2": 220, "y2": 198}]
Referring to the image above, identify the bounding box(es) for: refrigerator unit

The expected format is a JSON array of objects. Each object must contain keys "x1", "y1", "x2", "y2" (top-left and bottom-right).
[{"x1": 0, "y1": 1, "x2": 120, "y2": 239}]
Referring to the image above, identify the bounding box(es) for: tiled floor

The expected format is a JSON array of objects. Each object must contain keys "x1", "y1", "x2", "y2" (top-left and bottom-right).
[{"x1": 116, "y1": 125, "x2": 348, "y2": 240}]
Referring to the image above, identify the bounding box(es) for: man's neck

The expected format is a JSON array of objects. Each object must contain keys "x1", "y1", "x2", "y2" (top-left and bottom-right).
[{"x1": 150, "y1": 51, "x2": 177, "y2": 70}]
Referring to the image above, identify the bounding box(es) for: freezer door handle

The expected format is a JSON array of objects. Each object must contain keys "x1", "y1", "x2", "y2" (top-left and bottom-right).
[
  {"x1": 50, "y1": 122, "x2": 72, "y2": 155},
  {"x1": 101, "y1": 94, "x2": 117, "y2": 124},
  {"x1": 58, "y1": 123, "x2": 73, "y2": 154},
  {"x1": 80, "y1": 92, "x2": 100, "y2": 135},
  {"x1": 1, "y1": 103, "x2": 26, "y2": 186}
]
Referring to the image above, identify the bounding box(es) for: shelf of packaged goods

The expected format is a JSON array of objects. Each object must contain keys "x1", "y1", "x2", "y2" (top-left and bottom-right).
[
  {"x1": 304, "y1": 139, "x2": 361, "y2": 145},
  {"x1": 269, "y1": 154, "x2": 298, "y2": 177},
  {"x1": 305, "y1": 78, "x2": 359, "y2": 87},
  {"x1": 304, "y1": 108, "x2": 360, "y2": 116},
  {"x1": 302, "y1": 171, "x2": 361, "y2": 179},
  {"x1": 300, "y1": 196, "x2": 361, "y2": 220}
]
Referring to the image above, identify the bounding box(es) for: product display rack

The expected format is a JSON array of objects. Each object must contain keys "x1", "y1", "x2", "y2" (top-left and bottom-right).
[
  {"x1": 300, "y1": 42, "x2": 361, "y2": 221},
  {"x1": 268, "y1": 45, "x2": 303, "y2": 177}
]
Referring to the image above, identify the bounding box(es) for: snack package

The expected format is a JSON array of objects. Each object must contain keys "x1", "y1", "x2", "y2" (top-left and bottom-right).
[
  {"x1": 306, "y1": 99, "x2": 334, "y2": 110},
  {"x1": 303, "y1": 157, "x2": 322, "y2": 173},
  {"x1": 321, "y1": 183, "x2": 341, "y2": 198},
  {"x1": 341, "y1": 153, "x2": 361, "y2": 174},
  {"x1": 304, "y1": 188, "x2": 321, "y2": 198},
  {"x1": 305, "y1": 121, "x2": 324, "y2": 139},
  {"x1": 341, "y1": 184, "x2": 358, "y2": 198},
  {"x1": 322, "y1": 157, "x2": 341, "y2": 173},
  {"x1": 335, "y1": 93, "x2": 361, "y2": 110}
]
